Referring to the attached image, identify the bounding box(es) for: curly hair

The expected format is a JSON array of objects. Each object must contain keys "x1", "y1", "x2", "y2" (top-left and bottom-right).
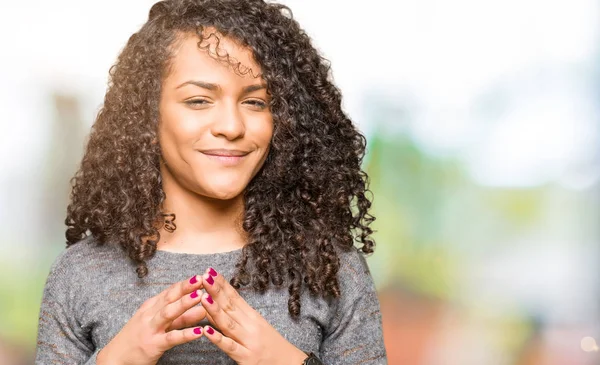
[{"x1": 65, "y1": 0, "x2": 375, "y2": 317}]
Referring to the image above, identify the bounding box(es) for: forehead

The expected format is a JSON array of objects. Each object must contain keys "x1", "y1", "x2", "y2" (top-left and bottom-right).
[{"x1": 165, "y1": 31, "x2": 262, "y2": 85}]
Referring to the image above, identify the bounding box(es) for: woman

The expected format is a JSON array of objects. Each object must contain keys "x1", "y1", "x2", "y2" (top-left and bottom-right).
[{"x1": 35, "y1": 0, "x2": 387, "y2": 364}]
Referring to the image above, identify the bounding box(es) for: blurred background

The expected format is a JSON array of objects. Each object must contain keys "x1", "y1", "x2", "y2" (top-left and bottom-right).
[{"x1": 0, "y1": 0, "x2": 598, "y2": 364}]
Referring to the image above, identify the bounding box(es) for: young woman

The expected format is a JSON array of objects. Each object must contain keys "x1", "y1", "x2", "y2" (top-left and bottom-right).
[{"x1": 35, "y1": 0, "x2": 387, "y2": 364}]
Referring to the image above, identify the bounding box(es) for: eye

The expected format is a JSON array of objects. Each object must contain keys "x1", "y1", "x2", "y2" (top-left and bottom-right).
[
  {"x1": 243, "y1": 99, "x2": 267, "y2": 110},
  {"x1": 185, "y1": 98, "x2": 210, "y2": 107}
]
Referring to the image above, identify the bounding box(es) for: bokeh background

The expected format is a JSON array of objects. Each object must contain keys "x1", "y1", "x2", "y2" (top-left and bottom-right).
[{"x1": 1, "y1": 0, "x2": 599, "y2": 364}]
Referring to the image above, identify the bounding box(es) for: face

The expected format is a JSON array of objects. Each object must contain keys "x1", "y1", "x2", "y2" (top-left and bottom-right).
[{"x1": 158, "y1": 32, "x2": 273, "y2": 201}]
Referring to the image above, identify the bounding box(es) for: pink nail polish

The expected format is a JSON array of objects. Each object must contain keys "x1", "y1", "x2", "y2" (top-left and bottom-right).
[
  {"x1": 190, "y1": 290, "x2": 198, "y2": 299},
  {"x1": 189, "y1": 275, "x2": 198, "y2": 284},
  {"x1": 208, "y1": 268, "x2": 218, "y2": 277},
  {"x1": 206, "y1": 275, "x2": 214, "y2": 285},
  {"x1": 193, "y1": 327, "x2": 202, "y2": 335},
  {"x1": 206, "y1": 294, "x2": 214, "y2": 305},
  {"x1": 207, "y1": 327, "x2": 215, "y2": 335}
]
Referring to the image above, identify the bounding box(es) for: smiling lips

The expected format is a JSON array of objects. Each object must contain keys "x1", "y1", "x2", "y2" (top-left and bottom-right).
[
  {"x1": 200, "y1": 149, "x2": 250, "y2": 157},
  {"x1": 199, "y1": 149, "x2": 250, "y2": 166}
]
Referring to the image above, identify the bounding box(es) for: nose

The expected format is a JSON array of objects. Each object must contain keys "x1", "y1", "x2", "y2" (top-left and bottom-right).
[{"x1": 210, "y1": 101, "x2": 246, "y2": 140}]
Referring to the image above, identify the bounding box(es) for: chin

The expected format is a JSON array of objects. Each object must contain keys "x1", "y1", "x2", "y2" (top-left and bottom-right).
[
  {"x1": 195, "y1": 172, "x2": 250, "y2": 201},
  {"x1": 209, "y1": 191, "x2": 242, "y2": 201},
  {"x1": 202, "y1": 184, "x2": 245, "y2": 201}
]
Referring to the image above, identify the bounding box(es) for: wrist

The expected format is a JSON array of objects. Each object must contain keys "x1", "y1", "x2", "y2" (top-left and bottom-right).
[
  {"x1": 96, "y1": 344, "x2": 130, "y2": 365},
  {"x1": 96, "y1": 348, "x2": 113, "y2": 365},
  {"x1": 288, "y1": 347, "x2": 309, "y2": 364}
]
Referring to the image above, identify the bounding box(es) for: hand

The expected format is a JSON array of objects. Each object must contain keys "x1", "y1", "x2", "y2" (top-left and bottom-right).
[
  {"x1": 198, "y1": 268, "x2": 309, "y2": 365},
  {"x1": 97, "y1": 275, "x2": 208, "y2": 365}
]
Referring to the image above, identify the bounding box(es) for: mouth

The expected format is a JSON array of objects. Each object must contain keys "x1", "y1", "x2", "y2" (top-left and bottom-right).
[
  {"x1": 199, "y1": 149, "x2": 250, "y2": 157},
  {"x1": 199, "y1": 149, "x2": 250, "y2": 166}
]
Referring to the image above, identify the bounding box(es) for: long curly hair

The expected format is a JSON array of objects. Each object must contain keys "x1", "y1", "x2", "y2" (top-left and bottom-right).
[{"x1": 65, "y1": 0, "x2": 375, "y2": 317}]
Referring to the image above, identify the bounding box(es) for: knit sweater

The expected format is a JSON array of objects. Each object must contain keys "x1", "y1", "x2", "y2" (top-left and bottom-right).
[{"x1": 34, "y1": 237, "x2": 388, "y2": 364}]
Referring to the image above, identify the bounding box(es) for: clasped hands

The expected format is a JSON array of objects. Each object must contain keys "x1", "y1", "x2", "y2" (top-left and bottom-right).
[{"x1": 97, "y1": 268, "x2": 308, "y2": 365}]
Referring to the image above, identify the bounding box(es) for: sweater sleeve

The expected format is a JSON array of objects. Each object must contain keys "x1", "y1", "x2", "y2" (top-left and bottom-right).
[
  {"x1": 34, "y1": 248, "x2": 98, "y2": 365},
  {"x1": 319, "y1": 250, "x2": 388, "y2": 364}
]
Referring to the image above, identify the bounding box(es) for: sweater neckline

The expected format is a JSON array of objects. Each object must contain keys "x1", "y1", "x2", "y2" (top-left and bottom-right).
[{"x1": 152, "y1": 246, "x2": 244, "y2": 260}]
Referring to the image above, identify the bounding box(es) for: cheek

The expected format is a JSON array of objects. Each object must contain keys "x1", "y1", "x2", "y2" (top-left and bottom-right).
[
  {"x1": 159, "y1": 107, "x2": 206, "y2": 145},
  {"x1": 250, "y1": 119, "x2": 273, "y2": 171},
  {"x1": 250, "y1": 116, "x2": 274, "y2": 147}
]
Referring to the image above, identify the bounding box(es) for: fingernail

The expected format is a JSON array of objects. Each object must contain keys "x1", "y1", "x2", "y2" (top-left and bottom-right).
[
  {"x1": 207, "y1": 326, "x2": 215, "y2": 335},
  {"x1": 206, "y1": 275, "x2": 214, "y2": 285},
  {"x1": 208, "y1": 268, "x2": 218, "y2": 277},
  {"x1": 189, "y1": 275, "x2": 198, "y2": 284},
  {"x1": 206, "y1": 294, "x2": 214, "y2": 305},
  {"x1": 190, "y1": 290, "x2": 198, "y2": 299},
  {"x1": 193, "y1": 327, "x2": 202, "y2": 335}
]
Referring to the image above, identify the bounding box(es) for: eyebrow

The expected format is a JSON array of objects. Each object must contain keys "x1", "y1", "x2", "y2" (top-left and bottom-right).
[{"x1": 176, "y1": 80, "x2": 266, "y2": 94}]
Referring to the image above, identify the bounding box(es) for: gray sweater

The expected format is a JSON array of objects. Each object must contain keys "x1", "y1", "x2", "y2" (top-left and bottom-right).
[{"x1": 35, "y1": 237, "x2": 387, "y2": 364}]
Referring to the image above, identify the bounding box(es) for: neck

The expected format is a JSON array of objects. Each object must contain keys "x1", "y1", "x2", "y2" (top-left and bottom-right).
[{"x1": 156, "y1": 167, "x2": 247, "y2": 254}]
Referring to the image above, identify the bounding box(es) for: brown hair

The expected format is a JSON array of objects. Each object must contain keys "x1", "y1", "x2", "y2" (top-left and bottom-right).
[{"x1": 66, "y1": 0, "x2": 375, "y2": 317}]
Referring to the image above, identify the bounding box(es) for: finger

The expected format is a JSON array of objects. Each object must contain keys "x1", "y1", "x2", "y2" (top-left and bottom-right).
[
  {"x1": 201, "y1": 291, "x2": 249, "y2": 341},
  {"x1": 160, "y1": 326, "x2": 203, "y2": 349},
  {"x1": 205, "y1": 312, "x2": 216, "y2": 326},
  {"x1": 202, "y1": 269, "x2": 253, "y2": 323},
  {"x1": 202, "y1": 325, "x2": 250, "y2": 362},
  {"x1": 166, "y1": 305, "x2": 207, "y2": 331},
  {"x1": 150, "y1": 288, "x2": 203, "y2": 330},
  {"x1": 150, "y1": 275, "x2": 203, "y2": 314}
]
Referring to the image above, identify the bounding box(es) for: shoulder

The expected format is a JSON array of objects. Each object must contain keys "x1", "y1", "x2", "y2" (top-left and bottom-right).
[
  {"x1": 335, "y1": 247, "x2": 376, "y2": 299},
  {"x1": 52, "y1": 235, "x2": 123, "y2": 267},
  {"x1": 337, "y1": 247, "x2": 373, "y2": 282},
  {"x1": 46, "y1": 236, "x2": 127, "y2": 288}
]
